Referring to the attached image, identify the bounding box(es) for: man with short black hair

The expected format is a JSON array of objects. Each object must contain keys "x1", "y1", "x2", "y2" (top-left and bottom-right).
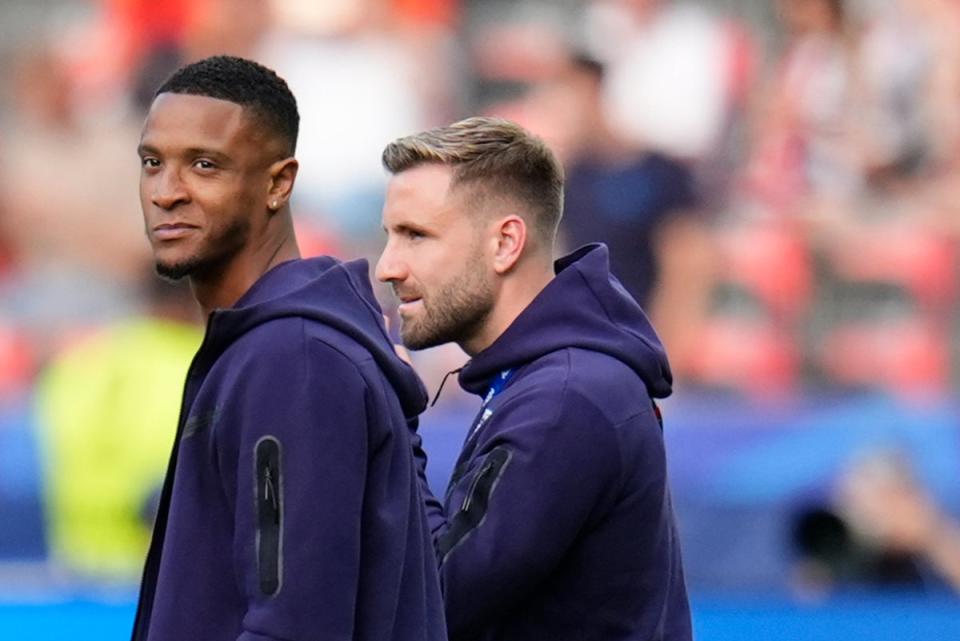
[
  {"x1": 377, "y1": 117, "x2": 692, "y2": 640},
  {"x1": 132, "y1": 55, "x2": 446, "y2": 641}
]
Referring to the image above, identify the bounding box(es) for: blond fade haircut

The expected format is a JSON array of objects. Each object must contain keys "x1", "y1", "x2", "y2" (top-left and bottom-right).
[{"x1": 382, "y1": 117, "x2": 565, "y2": 245}]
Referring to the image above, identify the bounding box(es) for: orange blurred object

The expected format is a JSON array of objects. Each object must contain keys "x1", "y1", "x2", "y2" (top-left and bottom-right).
[
  {"x1": 0, "y1": 325, "x2": 36, "y2": 400},
  {"x1": 393, "y1": 0, "x2": 458, "y2": 26}
]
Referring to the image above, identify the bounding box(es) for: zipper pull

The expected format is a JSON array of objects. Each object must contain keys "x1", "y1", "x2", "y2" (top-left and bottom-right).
[{"x1": 263, "y1": 467, "x2": 279, "y2": 515}]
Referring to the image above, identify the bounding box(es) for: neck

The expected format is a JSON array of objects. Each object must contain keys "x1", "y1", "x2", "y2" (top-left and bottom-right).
[
  {"x1": 193, "y1": 214, "x2": 301, "y2": 318},
  {"x1": 461, "y1": 257, "x2": 554, "y2": 356}
]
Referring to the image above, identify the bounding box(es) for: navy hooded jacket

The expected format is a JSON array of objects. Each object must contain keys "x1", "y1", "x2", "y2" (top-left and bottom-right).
[
  {"x1": 415, "y1": 244, "x2": 691, "y2": 640},
  {"x1": 132, "y1": 257, "x2": 447, "y2": 641}
]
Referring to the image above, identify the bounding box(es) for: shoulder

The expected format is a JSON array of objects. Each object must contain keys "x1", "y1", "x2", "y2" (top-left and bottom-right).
[
  {"x1": 525, "y1": 349, "x2": 666, "y2": 483},
  {"x1": 510, "y1": 348, "x2": 654, "y2": 428},
  {"x1": 220, "y1": 318, "x2": 371, "y2": 385},
  {"x1": 479, "y1": 351, "x2": 627, "y2": 483},
  {"x1": 566, "y1": 349, "x2": 655, "y2": 421}
]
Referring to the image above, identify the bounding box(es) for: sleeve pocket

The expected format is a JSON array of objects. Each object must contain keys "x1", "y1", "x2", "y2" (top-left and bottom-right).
[
  {"x1": 437, "y1": 446, "x2": 512, "y2": 563},
  {"x1": 255, "y1": 436, "x2": 283, "y2": 597}
]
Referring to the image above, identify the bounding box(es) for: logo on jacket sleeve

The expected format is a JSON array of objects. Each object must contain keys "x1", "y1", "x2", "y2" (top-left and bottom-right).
[{"x1": 182, "y1": 405, "x2": 224, "y2": 439}]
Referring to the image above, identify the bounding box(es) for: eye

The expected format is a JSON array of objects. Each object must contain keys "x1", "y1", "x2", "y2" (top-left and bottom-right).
[
  {"x1": 405, "y1": 228, "x2": 426, "y2": 241},
  {"x1": 193, "y1": 159, "x2": 217, "y2": 171},
  {"x1": 141, "y1": 157, "x2": 160, "y2": 169}
]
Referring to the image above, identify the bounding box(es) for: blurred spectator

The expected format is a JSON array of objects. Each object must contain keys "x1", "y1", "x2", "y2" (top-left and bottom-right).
[
  {"x1": 894, "y1": 0, "x2": 960, "y2": 174},
  {"x1": 34, "y1": 273, "x2": 200, "y2": 582},
  {"x1": 489, "y1": 53, "x2": 716, "y2": 380},
  {"x1": 0, "y1": 44, "x2": 145, "y2": 278},
  {"x1": 874, "y1": 0, "x2": 960, "y2": 234},
  {"x1": 587, "y1": 0, "x2": 736, "y2": 162},
  {"x1": 743, "y1": 0, "x2": 861, "y2": 213},
  {"x1": 791, "y1": 504, "x2": 933, "y2": 595},
  {"x1": 854, "y1": 0, "x2": 933, "y2": 185},
  {"x1": 462, "y1": 0, "x2": 579, "y2": 111},
  {"x1": 839, "y1": 449, "x2": 960, "y2": 593},
  {"x1": 789, "y1": 449, "x2": 960, "y2": 597},
  {"x1": 0, "y1": 42, "x2": 149, "y2": 354},
  {"x1": 259, "y1": 0, "x2": 458, "y2": 246}
]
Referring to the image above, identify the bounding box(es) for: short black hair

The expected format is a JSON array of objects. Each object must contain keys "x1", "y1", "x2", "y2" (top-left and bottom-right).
[{"x1": 156, "y1": 55, "x2": 299, "y2": 154}]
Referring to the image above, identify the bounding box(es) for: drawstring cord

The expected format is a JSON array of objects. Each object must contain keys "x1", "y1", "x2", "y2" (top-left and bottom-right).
[{"x1": 431, "y1": 366, "x2": 465, "y2": 407}]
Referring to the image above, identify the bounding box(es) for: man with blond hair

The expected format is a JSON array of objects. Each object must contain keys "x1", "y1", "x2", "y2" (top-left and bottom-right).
[{"x1": 377, "y1": 116, "x2": 691, "y2": 641}]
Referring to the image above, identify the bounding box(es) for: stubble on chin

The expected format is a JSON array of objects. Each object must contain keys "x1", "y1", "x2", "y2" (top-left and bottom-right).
[
  {"x1": 152, "y1": 214, "x2": 252, "y2": 284},
  {"x1": 397, "y1": 244, "x2": 494, "y2": 351},
  {"x1": 399, "y1": 288, "x2": 493, "y2": 352},
  {"x1": 155, "y1": 258, "x2": 197, "y2": 282},
  {"x1": 398, "y1": 313, "x2": 433, "y2": 351}
]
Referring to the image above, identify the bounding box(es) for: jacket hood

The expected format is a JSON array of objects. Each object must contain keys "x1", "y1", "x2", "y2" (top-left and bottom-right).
[
  {"x1": 459, "y1": 244, "x2": 672, "y2": 399},
  {"x1": 200, "y1": 257, "x2": 428, "y2": 418}
]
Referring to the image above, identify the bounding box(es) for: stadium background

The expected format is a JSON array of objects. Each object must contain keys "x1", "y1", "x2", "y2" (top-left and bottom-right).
[{"x1": 1, "y1": 0, "x2": 960, "y2": 638}]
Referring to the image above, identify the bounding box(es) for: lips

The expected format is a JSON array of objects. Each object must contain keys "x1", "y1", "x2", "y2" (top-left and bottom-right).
[
  {"x1": 397, "y1": 299, "x2": 423, "y2": 316},
  {"x1": 392, "y1": 285, "x2": 421, "y2": 303},
  {"x1": 152, "y1": 222, "x2": 198, "y2": 241},
  {"x1": 394, "y1": 289, "x2": 423, "y2": 314}
]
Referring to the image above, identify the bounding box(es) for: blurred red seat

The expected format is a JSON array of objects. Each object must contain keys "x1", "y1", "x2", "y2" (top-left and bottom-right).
[
  {"x1": 714, "y1": 218, "x2": 813, "y2": 322},
  {"x1": 818, "y1": 318, "x2": 949, "y2": 396},
  {"x1": 682, "y1": 218, "x2": 810, "y2": 397},
  {"x1": 687, "y1": 316, "x2": 800, "y2": 399},
  {"x1": 825, "y1": 217, "x2": 957, "y2": 313}
]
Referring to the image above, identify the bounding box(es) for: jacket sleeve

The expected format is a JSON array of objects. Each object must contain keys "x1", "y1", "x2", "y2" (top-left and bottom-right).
[
  {"x1": 434, "y1": 381, "x2": 625, "y2": 636},
  {"x1": 216, "y1": 329, "x2": 372, "y2": 641},
  {"x1": 408, "y1": 417, "x2": 448, "y2": 539}
]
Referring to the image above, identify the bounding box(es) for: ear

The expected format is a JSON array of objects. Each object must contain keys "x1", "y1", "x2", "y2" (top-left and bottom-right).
[
  {"x1": 266, "y1": 157, "x2": 299, "y2": 212},
  {"x1": 491, "y1": 214, "x2": 527, "y2": 275}
]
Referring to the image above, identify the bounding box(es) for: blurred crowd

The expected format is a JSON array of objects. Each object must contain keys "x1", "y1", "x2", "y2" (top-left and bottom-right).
[
  {"x1": 2, "y1": 0, "x2": 960, "y2": 588},
  {"x1": 4, "y1": 0, "x2": 960, "y2": 401}
]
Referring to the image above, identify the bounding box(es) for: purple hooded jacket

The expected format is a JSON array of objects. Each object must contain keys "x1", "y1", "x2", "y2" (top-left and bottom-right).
[
  {"x1": 414, "y1": 244, "x2": 691, "y2": 640},
  {"x1": 132, "y1": 257, "x2": 447, "y2": 641}
]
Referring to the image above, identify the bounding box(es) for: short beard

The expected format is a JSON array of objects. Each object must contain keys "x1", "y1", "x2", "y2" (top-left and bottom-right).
[
  {"x1": 153, "y1": 216, "x2": 251, "y2": 283},
  {"x1": 401, "y1": 251, "x2": 495, "y2": 351},
  {"x1": 155, "y1": 259, "x2": 197, "y2": 281}
]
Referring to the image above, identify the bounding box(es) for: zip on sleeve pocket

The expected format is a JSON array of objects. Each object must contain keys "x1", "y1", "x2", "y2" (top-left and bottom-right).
[
  {"x1": 255, "y1": 436, "x2": 283, "y2": 597},
  {"x1": 437, "y1": 446, "x2": 512, "y2": 563}
]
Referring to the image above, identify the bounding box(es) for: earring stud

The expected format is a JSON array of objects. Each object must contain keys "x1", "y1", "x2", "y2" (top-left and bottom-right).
[{"x1": 271, "y1": 201, "x2": 279, "y2": 209}]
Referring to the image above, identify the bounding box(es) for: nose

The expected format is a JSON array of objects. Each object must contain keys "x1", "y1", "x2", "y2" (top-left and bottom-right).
[
  {"x1": 375, "y1": 241, "x2": 406, "y2": 284},
  {"x1": 150, "y1": 167, "x2": 189, "y2": 211}
]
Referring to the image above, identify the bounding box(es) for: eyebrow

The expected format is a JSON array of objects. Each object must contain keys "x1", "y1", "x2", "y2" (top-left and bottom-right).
[
  {"x1": 136, "y1": 144, "x2": 232, "y2": 163},
  {"x1": 392, "y1": 222, "x2": 433, "y2": 236},
  {"x1": 184, "y1": 147, "x2": 231, "y2": 160}
]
